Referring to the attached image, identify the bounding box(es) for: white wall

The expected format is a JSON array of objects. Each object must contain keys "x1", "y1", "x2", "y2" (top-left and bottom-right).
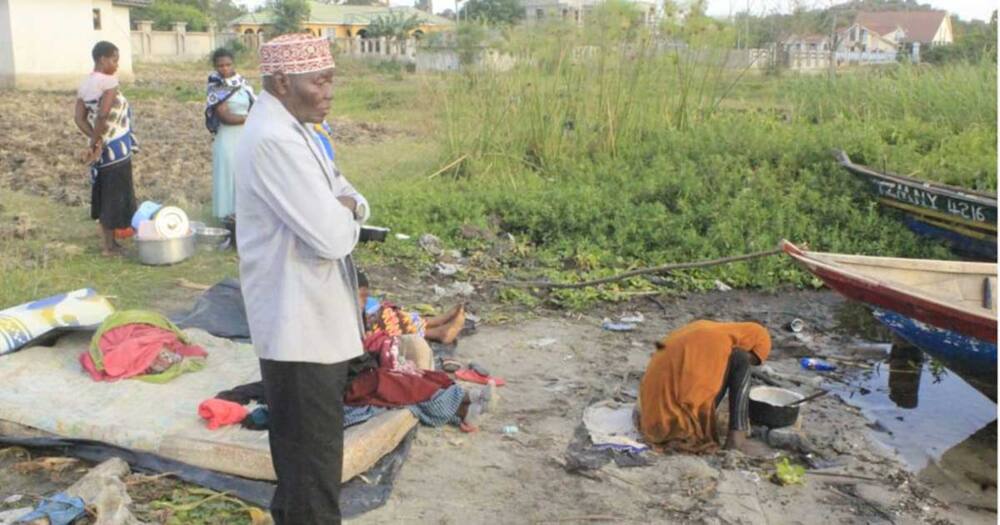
[
  {"x1": 933, "y1": 15, "x2": 953, "y2": 45},
  {"x1": 0, "y1": 1, "x2": 15, "y2": 87},
  {"x1": 5, "y1": 0, "x2": 134, "y2": 90},
  {"x1": 97, "y1": 3, "x2": 135, "y2": 80}
]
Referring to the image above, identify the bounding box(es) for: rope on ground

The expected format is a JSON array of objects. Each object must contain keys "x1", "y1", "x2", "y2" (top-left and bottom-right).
[{"x1": 491, "y1": 247, "x2": 783, "y2": 290}]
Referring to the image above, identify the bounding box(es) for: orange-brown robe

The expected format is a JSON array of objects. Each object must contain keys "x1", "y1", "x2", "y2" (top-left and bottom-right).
[{"x1": 638, "y1": 320, "x2": 771, "y2": 452}]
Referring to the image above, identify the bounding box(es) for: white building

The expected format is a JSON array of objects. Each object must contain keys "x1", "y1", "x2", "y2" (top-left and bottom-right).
[
  {"x1": 522, "y1": 0, "x2": 657, "y2": 27},
  {"x1": 0, "y1": 0, "x2": 148, "y2": 89}
]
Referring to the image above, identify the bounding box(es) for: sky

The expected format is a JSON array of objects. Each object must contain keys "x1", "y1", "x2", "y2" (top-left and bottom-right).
[{"x1": 234, "y1": 0, "x2": 997, "y2": 21}]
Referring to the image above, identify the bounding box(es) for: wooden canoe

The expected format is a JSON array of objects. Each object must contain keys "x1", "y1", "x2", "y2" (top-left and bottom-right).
[
  {"x1": 781, "y1": 241, "x2": 997, "y2": 343},
  {"x1": 834, "y1": 151, "x2": 997, "y2": 259}
]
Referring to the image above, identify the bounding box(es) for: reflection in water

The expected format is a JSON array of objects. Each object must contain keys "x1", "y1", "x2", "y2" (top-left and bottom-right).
[
  {"x1": 888, "y1": 344, "x2": 923, "y2": 409},
  {"x1": 832, "y1": 301, "x2": 997, "y2": 516},
  {"x1": 832, "y1": 350, "x2": 996, "y2": 472},
  {"x1": 919, "y1": 421, "x2": 998, "y2": 513}
]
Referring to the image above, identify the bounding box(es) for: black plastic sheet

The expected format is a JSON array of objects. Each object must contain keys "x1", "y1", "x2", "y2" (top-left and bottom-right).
[
  {"x1": 563, "y1": 424, "x2": 650, "y2": 471},
  {"x1": 171, "y1": 279, "x2": 251, "y2": 342},
  {"x1": 0, "y1": 427, "x2": 418, "y2": 518}
]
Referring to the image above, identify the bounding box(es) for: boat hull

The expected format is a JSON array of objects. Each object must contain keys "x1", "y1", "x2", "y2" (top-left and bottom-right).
[
  {"x1": 835, "y1": 151, "x2": 997, "y2": 260},
  {"x1": 903, "y1": 216, "x2": 997, "y2": 261},
  {"x1": 800, "y1": 256, "x2": 996, "y2": 343},
  {"x1": 873, "y1": 308, "x2": 997, "y2": 402}
]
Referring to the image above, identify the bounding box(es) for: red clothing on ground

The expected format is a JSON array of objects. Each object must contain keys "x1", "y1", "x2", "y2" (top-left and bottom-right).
[
  {"x1": 80, "y1": 324, "x2": 207, "y2": 381},
  {"x1": 345, "y1": 368, "x2": 453, "y2": 407},
  {"x1": 198, "y1": 399, "x2": 248, "y2": 429}
]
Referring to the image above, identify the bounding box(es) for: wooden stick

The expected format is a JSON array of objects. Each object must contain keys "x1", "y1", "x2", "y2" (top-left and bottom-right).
[
  {"x1": 427, "y1": 154, "x2": 468, "y2": 180},
  {"x1": 806, "y1": 470, "x2": 881, "y2": 482},
  {"x1": 492, "y1": 248, "x2": 782, "y2": 290},
  {"x1": 537, "y1": 515, "x2": 624, "y2": 523},
  {"x1": 787, "y1": 390, "x2": 828, "y2": 407},
  {"x1": 176, "y1": 278, "x2": 211, "y2": 291}
]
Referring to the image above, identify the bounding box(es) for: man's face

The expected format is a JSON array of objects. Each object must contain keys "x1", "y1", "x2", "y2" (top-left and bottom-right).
[{"x1": 283, "y1": 68, "x2": 334, "y2": 124}]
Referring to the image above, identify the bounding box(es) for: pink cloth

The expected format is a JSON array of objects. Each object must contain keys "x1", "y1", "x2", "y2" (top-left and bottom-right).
[
  {"x1": 198, "y1": 399, "x2": 248, "y2": 430},
  {"x1": 80, "y1": 324, "x2": 206, "y2": 381}
]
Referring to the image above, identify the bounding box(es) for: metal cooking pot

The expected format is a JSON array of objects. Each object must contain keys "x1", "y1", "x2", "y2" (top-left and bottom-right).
[
  {"x1": 194, "y1": 227, "x2": 231, "y2": 251},
  {"x1": 136, "y1": 232, "x2": 195, "y2": 265},
  {"x1": 748, "y1": 386, "x2": 804, "y2": 429}
]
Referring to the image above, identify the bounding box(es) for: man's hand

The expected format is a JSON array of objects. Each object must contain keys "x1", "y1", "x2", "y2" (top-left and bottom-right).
[{"x1": 336, "y1": 196, "x2": 358, "y2": 215}]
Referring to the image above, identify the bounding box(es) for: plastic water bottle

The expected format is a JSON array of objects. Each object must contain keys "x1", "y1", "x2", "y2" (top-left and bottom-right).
[
  {"x1": 800, "y1": 357, "x2": 836, "y2": 372},
  {"x1": 501, "y1": 425, "x2": 519, "y2": 435}
]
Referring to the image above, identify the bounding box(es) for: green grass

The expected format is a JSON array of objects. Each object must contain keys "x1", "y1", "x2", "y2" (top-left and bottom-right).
[
  {"x1": 0, "y1": 190, "x2": 238, "y2": 310},
  {"x1": 353, "y1": 25, "x2": 995, "y2": 307},
  {"x1": 2, "y1": 34, "x2": 995, "y2": 312}
]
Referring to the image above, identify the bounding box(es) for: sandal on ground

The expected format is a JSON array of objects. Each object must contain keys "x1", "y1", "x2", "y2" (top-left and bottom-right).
[
  {"x1": 455, "y1": 368, "x2": 506, "y2": 387},
  {"x1": 441, "y1": 358, "x2": 462, "y2": 373}
]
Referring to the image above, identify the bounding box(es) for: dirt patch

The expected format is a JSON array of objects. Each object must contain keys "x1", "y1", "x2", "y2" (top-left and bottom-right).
[
  {"x1": 0, "y1": 89, "x2": 400, "y2": 211},
  {"x1": 2, "y1": 288, "x2": 992, "y2": 524}
]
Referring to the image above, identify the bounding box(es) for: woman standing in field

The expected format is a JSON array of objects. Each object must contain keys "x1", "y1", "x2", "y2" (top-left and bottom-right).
[
  {"x1": 205, "y1": 47, "x2": 255, "y2": 221},
  {"x1": 74, "y1": 41, "x2": 137, "y2": 257}
]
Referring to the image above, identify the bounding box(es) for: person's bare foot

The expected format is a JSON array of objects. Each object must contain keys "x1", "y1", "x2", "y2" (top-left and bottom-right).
[
  {"x1": 425, "y1": 304, "x2": 465, "y2": 344},
  {"x1": 425, "y1": 303, "x2": 464, "y2": 329}
]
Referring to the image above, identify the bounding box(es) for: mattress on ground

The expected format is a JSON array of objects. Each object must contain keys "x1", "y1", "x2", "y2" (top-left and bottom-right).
[{"x1": 0, "y1": 329, "x2": 416, "y2": 481}]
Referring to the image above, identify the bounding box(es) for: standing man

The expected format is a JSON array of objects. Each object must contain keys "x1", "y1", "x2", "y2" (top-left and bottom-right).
[{"x1": 236, "y1": 34, "x2": 369, "y2": 524}]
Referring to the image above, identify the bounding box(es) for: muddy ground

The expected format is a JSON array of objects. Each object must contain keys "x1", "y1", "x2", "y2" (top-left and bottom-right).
[
  {"x1": 0, "y1": 90, "x2": 396, "y2": 211},
  {"x1": 0, "y1": 283, "x2": 995, "y2": 524}
]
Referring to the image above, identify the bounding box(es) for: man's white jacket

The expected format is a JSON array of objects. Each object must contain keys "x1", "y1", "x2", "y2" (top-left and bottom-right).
[{"x1": 235, "y1": 90, "x2": 368, "y2": 364}]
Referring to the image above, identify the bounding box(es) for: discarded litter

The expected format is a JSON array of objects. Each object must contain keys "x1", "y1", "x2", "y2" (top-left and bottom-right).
[
  {"x1": 740, "y1": 470, "x2": 762, "y2": 484},
  {"x1": 619, "y1": 312, "x2": 644, "y2": 324},
  {"x1": 602, "y1": 319, "x2": 636, "y2": 332},
  {"x1": 800, "y1": 358, "x2": 837, "y2": 372},
  {"x1": 714, "y1": 280, "x2": 733, "y2": 292},
  {"x1": 2, "y1": 495, "x2": 22, "y2": 505},
  {"x1": 394, "y1": 233, "x2": 411, "y2": 240},
  {"x1": 501, "y1": 425, "x2": 519, "y2": 435},
  {"x1": 772, "y1": 457, "x2": 805, "y2": 486},
  {"x1": 435, "y1": 262, "x2": 459, "y2": 276},
  {"x1": 418, "y1": 233, "x2": 443, "y2": 255},
  {"x1": 787, "y1": 318, "x2": 805, "y2": 333}
]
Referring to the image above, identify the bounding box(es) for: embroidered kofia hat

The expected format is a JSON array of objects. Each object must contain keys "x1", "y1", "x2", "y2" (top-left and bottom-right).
[{"x1": 259, "y1": 33, "x2": 334, "y2": 76}]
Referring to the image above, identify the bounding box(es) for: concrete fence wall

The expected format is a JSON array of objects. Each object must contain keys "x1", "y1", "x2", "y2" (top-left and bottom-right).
[{"x1": 132, "y1": 20, "x2": 240, "y2": 62}]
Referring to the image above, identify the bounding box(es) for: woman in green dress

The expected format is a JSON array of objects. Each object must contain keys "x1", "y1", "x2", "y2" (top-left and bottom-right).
[{"x1": 205, "y1": 48, "x2": 255, "y2": 220}]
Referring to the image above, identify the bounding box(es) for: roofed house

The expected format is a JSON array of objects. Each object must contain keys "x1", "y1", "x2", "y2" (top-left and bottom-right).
[
  {"x1": 855, "y1": 10, "x2": 953, "y2": 47},
  {"x1": 522, "y1": 0, "x2": 657, "y2": 27},
  {"x1": 229, "y1": 1, "x2": 453, "y2": 42},
  {"x1": 783, "y1": 34, "x2": 832, "y2": 53},
  {"x1": 836, "y1": 22, "x2": 900, "y2": 53},
  {"x1": 0, "y1": 0, "x2": 149, "y2": 89}
]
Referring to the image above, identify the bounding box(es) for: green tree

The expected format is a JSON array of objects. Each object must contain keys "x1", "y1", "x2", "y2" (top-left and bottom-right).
[
  {"x1": 133, "y1": 0, "x2": 210, "y2": 31},
  {"x1": 134, "y1": 0, "x2": 246, "y2": 29},
  {"x1": 366, "y1": 12, "x2": 422, "y2": 39},
  {"x1": 922, "y1": 10, "x2": 997, "y2": 64},
  {"x1": 459, "y1": 0, "x2": 524, "y2": 26},
  {"x1": 269, "y1": 0, "x2": 311, "y2": 35}
]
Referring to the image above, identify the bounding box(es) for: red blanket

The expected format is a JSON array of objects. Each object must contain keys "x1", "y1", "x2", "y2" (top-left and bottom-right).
[
  {"x1": 80, "y1": 324, "x2": 207, "y2": 381},
  {"x1": 345, "y1": 368, "x2": 453, "y2": 407}
]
